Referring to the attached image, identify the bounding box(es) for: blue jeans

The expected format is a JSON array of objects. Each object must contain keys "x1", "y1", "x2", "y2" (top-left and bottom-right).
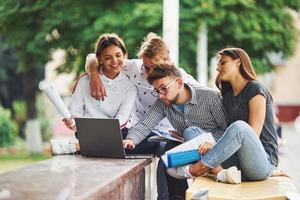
[
  {"x1": 157, "y1": 141, "x2": 187, "y2": 200},
  {"x1": 183, "y1": 121, "x2": 275, "y2": 181}
]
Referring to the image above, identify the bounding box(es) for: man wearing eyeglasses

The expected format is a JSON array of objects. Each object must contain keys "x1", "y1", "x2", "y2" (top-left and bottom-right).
[
  {"x1": 123, "y1": 62, "x2": 227, "y2": 152},
  {"x1": 123, "y1": 63, "x2": 227, "y2": 199}
]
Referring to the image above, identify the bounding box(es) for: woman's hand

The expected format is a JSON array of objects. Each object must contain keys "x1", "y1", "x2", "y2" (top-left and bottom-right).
[
  {"x1": 198, "y1": 142, "x2": 214, "y2": 155},
  {"x1": 62, "y1": 117, "x2": 76, "y2": 132}
]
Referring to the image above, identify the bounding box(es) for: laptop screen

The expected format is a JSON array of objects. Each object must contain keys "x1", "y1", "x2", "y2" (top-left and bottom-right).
[{"x1": 75, "y1": 118, "x2": 126, "y2": 158}]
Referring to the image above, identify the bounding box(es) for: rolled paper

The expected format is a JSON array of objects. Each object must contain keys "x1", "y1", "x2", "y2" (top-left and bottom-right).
[{"x1": 39, "y1": 80, "x2": 71, "y2": 118}]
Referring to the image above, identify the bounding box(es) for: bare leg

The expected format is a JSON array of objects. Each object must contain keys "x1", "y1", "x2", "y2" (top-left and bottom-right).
[
  {"x1": 189, "y1": 161, "x2": 223, "y2": 176},
  {"x1": 210, "y1": 165, "x2": 223, "y2": 175},
  {"x1": 189, "y1": 160, "x2": 210, "y2": 176}
]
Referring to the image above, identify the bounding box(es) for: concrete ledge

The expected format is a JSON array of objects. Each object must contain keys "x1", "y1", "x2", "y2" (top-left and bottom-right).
[
  {"x1": 186, "y1": 176, "x2": 298, "y2": 200},
  {"x1": 0, "y1": 155, "x2": 153, "y2": 200}
]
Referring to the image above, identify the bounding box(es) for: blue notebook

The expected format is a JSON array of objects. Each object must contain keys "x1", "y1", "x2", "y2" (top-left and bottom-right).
[
  {"x1": 167, "y1": 149, "x2": 201, "y2": 168},
  {"x1": 161, "y1": 132, "x2": 215, "y2": 167}
]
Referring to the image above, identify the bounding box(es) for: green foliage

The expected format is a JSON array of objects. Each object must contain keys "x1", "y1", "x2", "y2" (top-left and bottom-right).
[
  {"x1": 0, "y1": 148, "x2": 50, "y2": 172},
  {"x1": 36, "y1": 96, "x2": 51, "y2": 142},
  {"x1": 0, "y1": 39, "x2": 24, "y2": 110},
  {"x1": 0, "y1": 0, "x2": 299, "y2": 95},
  {"x1": 45, "y1": 0, "x2": 163, "y2": 73},
  {"x1": 0, "y1": 106, "x2": 18, "y2": 148},
  {"x1": 0, "y1": 152, "x2": 50, "y2": 160},
  {"x1": 12, "y1": 100, "x2": 26, "y2": 139},
  {"x1": 1, "y1": 0, "x2": 298, "y2": 76},
  {"x1": 91, "y1": 2, "x2": 162, "y2": 60},
  {"x1": 12, "y1": 100, "x2": 27, "y2": 124},
  {"x1": 179, "y1": 0, "x2": 300, "y2": 75}
]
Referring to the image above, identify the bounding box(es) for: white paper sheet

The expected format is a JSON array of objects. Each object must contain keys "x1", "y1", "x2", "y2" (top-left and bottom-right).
[{"x1": 149, "y1": 130, "x2": 183, "y2": 143}]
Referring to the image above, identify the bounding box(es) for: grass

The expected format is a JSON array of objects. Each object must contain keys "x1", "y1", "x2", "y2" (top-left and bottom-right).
[{"x1": 0, "y1": 153, "x2": 51, "y2": 174}]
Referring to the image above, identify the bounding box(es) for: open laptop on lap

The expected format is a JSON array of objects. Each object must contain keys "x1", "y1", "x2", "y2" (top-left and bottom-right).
[{"x1": 75, "y1": 118, "x2": 153, "y2": 159}]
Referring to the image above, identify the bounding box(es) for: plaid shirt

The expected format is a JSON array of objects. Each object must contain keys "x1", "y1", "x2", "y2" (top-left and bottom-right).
[{"x1": 127, "y1": 84, "x2": 228, "y2": 145}]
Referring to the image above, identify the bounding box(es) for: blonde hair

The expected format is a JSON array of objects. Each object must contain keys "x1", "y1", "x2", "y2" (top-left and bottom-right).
[{"x1": 137, "y1": 32, "x2": 169, "y2": 59}]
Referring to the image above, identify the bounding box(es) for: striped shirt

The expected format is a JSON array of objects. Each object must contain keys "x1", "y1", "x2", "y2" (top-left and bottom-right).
[
  {"x1": 122, "y1": 59, "x2": 200, "y2": 130},
  {"x1": 127, "y1": 84, "x2": 228, "y2": 145}
]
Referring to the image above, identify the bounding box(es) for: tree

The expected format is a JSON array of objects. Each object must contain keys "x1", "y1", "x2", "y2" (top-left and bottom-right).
[
  {"x1": 179, "y1": 0, "x2": 300, "y2": 76},
  {"x1": 0, "y1": 0, "x2": 163, "y2": 114},
  {"x1": 0, "y1": 38, "x2": 24, "y2": 110},
  {"x1": 0, "y1": 0, "x2": 162, "y2": 152},
  {"x1": 0, "y1": 0, "x2": 299, "y2": 151}
]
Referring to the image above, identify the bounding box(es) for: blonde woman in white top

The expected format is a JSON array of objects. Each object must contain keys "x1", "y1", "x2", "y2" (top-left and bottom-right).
[{"x1": 51, "y1": 33, "x2": 137, "y2": 154}]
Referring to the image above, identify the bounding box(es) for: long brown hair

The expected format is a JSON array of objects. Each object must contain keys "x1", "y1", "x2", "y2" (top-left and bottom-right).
[
  {"x1": 215, "y1": 47, "x2": 257, "y2": 94},
  {"x1": 95, "y1": 33, "x2": 127, "y2": 59}
]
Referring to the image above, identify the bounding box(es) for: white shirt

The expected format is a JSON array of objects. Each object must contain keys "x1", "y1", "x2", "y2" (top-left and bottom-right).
[
  {"x1": 69, "y1": 72, "x2": 137, "y2": 127},
  {"x1": 122, "y1": 59, "x2": 200, "y2": 131}
]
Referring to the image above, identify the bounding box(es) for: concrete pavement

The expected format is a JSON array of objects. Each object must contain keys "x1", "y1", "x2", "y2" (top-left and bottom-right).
[{"x1": 278, "y1": 123, "x2": 300, "y2": 190}]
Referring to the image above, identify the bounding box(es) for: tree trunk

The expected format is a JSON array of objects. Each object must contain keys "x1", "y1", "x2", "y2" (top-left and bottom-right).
[
  {"x1": 197, "y1": 23, "x2": 208, "y2": 86},
  {"x1": 24, "y1": 64, "x2": 43, "y2": 154},
  {"x1": 24, "y1": 67, "x2": 38, "y2": 119}
]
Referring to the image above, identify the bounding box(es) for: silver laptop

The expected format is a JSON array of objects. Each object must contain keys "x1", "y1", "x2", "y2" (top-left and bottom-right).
[{"x1": 75, "y1": 118, "x2": 153, "y2": 159}]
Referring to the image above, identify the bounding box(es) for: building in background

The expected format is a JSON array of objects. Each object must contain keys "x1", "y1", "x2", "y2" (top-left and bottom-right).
[{"x1": 270, "y1": 10, "x2": 300, "y2": 122}]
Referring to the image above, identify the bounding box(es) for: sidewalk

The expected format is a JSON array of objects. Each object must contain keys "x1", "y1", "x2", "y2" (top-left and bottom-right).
[{"x1": 278, "y1": 123, "x2": 300, "y2": 190}]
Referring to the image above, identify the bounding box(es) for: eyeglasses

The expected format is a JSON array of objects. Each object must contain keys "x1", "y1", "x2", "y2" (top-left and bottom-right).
[{"x1": 151, "y1": 79, "x2": 177, "y2": 97}]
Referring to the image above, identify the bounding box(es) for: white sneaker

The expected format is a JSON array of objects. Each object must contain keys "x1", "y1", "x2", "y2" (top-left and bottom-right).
[
  {"x1": 50, "y1": 138, "x2": 77, "y2": 155},
  {"x1": 167, "y1": 165, "x2": 193, "y2": 179},
  {"x1": 216, "y1": 166, "x2": 241, "y2": 184}
]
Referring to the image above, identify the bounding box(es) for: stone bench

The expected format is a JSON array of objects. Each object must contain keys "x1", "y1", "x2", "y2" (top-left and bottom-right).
[
  {"x1": 186, "y1": 176, "x2": 298, "y2": 200},
  {"x1": 0, "y1": 155, "x2": 155, "y2": 200}
]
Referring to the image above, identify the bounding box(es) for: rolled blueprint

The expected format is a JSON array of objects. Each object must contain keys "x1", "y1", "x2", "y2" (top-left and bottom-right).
[{"x1": 39, "y1": 80, "x2": 71, "y2": 118}]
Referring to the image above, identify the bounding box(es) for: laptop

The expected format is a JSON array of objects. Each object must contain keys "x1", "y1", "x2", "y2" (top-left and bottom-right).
[{"x1": 75, "y1": 118, "x2": 153, "y2": 159}]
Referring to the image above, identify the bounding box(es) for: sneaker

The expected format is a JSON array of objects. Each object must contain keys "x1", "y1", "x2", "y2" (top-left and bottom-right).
[
  {"x1": 216, "y1": 166, "x2": 241, "y2": 184},
  {"x1": 50, "y1": 138, "x2": 77, "y2": 155},
  {"x1": 167, "y1": 164, "x2": 193, "y2": 179}
]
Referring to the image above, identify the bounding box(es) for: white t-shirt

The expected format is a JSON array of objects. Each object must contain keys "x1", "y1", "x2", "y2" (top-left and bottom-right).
[
  {"x1": 122, "y1": 59, "x2": 200, "y2": 131},
  {"x1": 69, "y1": 72, "x2": 137, "y2": 128}
]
